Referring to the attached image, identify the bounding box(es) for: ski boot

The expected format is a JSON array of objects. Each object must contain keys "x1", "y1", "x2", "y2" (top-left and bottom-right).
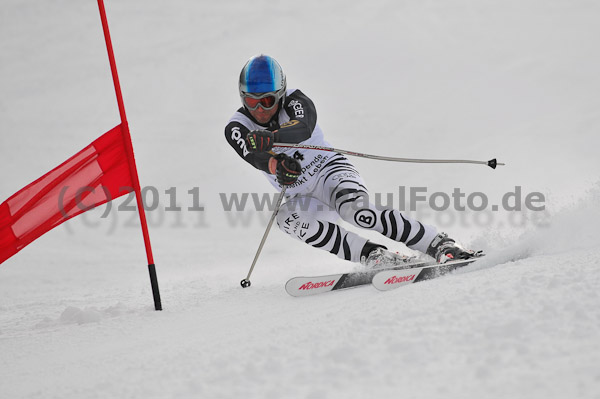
[
  {"x1": 360, "y1": 241, "x2": 416, "y2": 269},
  {"x1": 426, "y1": 232, "x2": 483, "y2": 264}
]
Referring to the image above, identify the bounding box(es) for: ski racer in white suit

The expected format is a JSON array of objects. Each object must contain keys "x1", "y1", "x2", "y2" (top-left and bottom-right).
[{"x1": 225, "y1": 54, "x2": 478, "y2": 267}]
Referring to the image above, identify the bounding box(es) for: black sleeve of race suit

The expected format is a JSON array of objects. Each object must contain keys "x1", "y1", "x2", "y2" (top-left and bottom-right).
[
  {"x1": 224, "y1": 120, "x2": 272, "y2": 173},
  {"x1": 275, "y1": 89, "x2": 318, "y2": 144}
]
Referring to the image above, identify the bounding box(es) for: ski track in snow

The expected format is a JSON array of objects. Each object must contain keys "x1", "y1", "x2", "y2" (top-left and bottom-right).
[{"x1": 2, "y1": 0, "x2": 600, "y2": 398}]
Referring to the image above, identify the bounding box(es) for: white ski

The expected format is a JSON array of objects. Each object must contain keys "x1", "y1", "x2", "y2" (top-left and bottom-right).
[{"x1": 371, "y1": 258, "x2": 478, "y2": 291}]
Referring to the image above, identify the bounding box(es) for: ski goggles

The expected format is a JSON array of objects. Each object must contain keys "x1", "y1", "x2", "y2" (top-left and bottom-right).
[{"x1": 241, "y1": 89, "x2": 284, "y2": 111}]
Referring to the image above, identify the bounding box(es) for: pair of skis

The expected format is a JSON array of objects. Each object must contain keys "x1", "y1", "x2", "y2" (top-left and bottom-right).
[{"x1": 285, "y1": 258, "x2": 478, "y2": 297}]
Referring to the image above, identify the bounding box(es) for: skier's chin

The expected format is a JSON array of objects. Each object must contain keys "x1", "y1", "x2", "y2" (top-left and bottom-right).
[
  {"x1": 250, "y1": 108, "x2": 277, "y2": 124},
  {"x1": 255, "y1": 116, "x2": 270, "y2": 124}
]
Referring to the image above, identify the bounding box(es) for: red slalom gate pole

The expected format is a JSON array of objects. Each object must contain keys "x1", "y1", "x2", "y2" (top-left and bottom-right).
[{"x1": 97, "y1": 0, "x2": 162, "y2": 310}]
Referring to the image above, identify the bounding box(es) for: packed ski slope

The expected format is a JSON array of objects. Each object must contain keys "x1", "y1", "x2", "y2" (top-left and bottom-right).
[{"x1": 1, "y1": 0, "x2": 600, "y2": 398}]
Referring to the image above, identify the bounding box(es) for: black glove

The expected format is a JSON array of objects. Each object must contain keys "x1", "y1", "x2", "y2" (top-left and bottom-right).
[
  {"x1": 245, "y1": 130, "x2": 274, "y2": 153},
  {"x1": 274, "y1": 153, "x2": 301, "y2": 186}
]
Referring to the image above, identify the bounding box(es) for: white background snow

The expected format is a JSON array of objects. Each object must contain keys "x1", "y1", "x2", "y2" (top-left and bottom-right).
[{"x1": 1, "y1": 0, "x2": 600, "y2": 398}]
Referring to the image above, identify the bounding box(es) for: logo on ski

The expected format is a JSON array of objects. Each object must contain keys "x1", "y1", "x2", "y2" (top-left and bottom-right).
[
  {"x1": 383, "y1": 274, "x2": 416, "y2": 285},
  {"x1": 298, "y1": 280, "x2": 336, "y2": 290}
]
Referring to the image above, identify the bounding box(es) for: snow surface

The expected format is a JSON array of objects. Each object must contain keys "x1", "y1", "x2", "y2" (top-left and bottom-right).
[{"x1": 1, "y1": 0, "x2": 600, "y2": 398}]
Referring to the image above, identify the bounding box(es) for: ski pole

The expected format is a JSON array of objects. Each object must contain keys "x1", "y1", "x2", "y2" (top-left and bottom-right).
[
  {"x1": 273, "y1": 143, "x2": 504, "y2": 169},
  {"x1": 240, "y1": 186, "x2": 288, "y2": 288}
]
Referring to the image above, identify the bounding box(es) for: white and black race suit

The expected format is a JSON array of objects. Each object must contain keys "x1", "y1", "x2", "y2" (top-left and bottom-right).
[{"x1": 225, "y1": 89, "x2": 437, "y2": 263}]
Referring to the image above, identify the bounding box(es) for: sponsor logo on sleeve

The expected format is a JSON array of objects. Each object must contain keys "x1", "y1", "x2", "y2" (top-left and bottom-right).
[
  {"x1": 231, "y1": 126, "x2": 249, "y2": 156},
  {"x1": 281, "y1": 120, "x2": 300, "y2": 128},
  {"x1": 288, "y1": 100, "x2": 305, "y2": 118}
]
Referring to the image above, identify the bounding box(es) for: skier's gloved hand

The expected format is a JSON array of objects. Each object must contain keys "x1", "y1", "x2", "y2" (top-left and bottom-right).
[
  {"x1": 245, "y1": 130, "x2": 274, "y2": 153},
  {"x1": 274, "y1": 153, "x2": 301, "y2": 186}
]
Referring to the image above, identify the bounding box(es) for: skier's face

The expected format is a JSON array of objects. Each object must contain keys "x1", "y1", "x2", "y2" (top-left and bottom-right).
[{"x1": 249, "y1": 102, "x2": 279, "y2": 124}]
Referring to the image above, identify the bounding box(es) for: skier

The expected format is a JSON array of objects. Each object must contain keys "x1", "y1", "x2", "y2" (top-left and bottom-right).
[{"x1": 225, "y1": 54, "x2": 479, "y2": 267}]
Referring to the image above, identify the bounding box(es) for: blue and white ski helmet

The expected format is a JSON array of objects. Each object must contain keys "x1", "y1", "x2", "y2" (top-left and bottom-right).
[{"x1": 239, "y1": 55, "x2": 287, "y2": 108}]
